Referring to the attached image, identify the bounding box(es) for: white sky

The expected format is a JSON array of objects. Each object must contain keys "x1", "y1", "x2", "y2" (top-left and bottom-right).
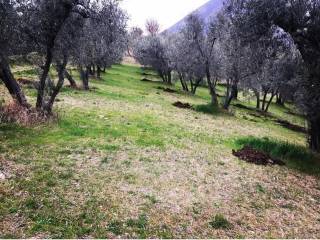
[{"x1": 121, "y1": 0, "x2": 209, "y2": 31}]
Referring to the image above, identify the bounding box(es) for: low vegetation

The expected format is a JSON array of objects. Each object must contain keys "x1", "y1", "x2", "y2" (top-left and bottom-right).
[
  {"x1": 1, "y1": 63, "x2": 319, "y2": 238},
  {"x1": 1, "y1": 0, "x2": 320, "y2": 238}
]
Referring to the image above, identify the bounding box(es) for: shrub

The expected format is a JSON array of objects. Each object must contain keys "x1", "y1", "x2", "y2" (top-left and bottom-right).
[
  {"x1": 0, "y1": 101, "x2": 54, "y2": 126},
  {"x1": 209, "y1": 214, "x2": 232, "y2": 229}
]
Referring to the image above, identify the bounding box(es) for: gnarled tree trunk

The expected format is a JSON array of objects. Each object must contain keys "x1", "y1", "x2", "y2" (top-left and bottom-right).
[
  {"x1": 79, "y1": 66, "x2": 89, "y2": 90},
  {"x1": 179, "y1": 73, "x2": 189, "y2": 92},
  {"x1": 97, "y1": 66, "x2": 101, "y2": 79},
  {"x1": 264, "y1": 92, "x2": 276, "y2": 112},
  {"x1": 254, "y1": 90, "x2": 260, "y2": 109},
  {"x1": 224, "y1": 83, "x2": 238, "y2": 110},
  {"x1": 191, "y1": 78, "x2": 202, "y2": 95},
  {"x1": 65, "y1": 70, "x2": 77, "y2": 88},
  {"x1": 276, "y1": 93, "x2": 285, "y2": 106},
  {"x1": 206, "y1": 64, "x2": 218, "y2": 106},
  {"x1": 309, "y1": 116, "x2": 320, "y2": 153},
  {"x1": 0, "y1": 53, "x2": 29, "y2": 107},
  {"x1": 36, "y1": 45, "x2": 54, "y2": 110},
  {"x1": 45, "y1": 56, "x2": 68, "y2": 113}
]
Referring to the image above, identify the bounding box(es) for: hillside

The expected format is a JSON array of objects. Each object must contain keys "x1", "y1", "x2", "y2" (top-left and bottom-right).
[
  {"x1": 166, "y1": 0, "x2": 224, "y2": 33},
  {"x1": 1, "y1": 63, "x2": 320, "y2": 238}
]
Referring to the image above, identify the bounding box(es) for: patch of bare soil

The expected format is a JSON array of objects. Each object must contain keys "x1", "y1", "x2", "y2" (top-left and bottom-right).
[
  {"x1": 17, "y1": 78, "x2": 34, "y2": 85},
  {"x1": 232, "y1": 146, "x2": 285, "y2": 166},
  {"x1": 173, "y1": 101, "x2": 193, "y2": 109},
  {"x1": 275, "y1": 119, "x2": 307, "y2": 134},
  {"x1": 234, "y1": 103, "x2": 254, "y2": 111},
  {"x1": 0, "y1": 157, "x2": 27, "y2": 180},
  {"x1": 286, "y1": 110, "x2": 305, "y2": 118},
  {"x1": 243, "y1": 108, "x2": 306, "y2": 134},
  {"x1": 17, "y1": 78, "x2": 37, "y2": 89},
  {"x1": 249, "y1": 111, "x2": 274, "y2": 119},
  {"x1": 0, "y1": 215, "x2": 28, "y2": 238},
  {"x1": 157, "y1": 87, "x2": 177, "y2": 93},
  {"x1": 65, "y1": 85, "x2": 82, "y2": 90}
]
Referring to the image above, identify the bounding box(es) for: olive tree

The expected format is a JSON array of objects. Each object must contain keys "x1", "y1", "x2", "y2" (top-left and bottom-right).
[
  {"x1": 133, "y1": 35, "x2": 173, "y2": 84},
  {"x1": 181, "y1": 14, "x2": 219, "y2": 106},
  {"x1": 74, "y1": 0, "x2": 128, "y2": 88},
  {"x1": 168, "y1": 32, "x2": 206, "y2": 94},
  {"x1": 0, "y1": 0, "x2": 29, "y2": 107},
  {"x1": 227, "y1": 0, "x2": 320, "y2": 152},
  {"x1": 21, "y1": 0, "x2": 90, "y2": 112}
]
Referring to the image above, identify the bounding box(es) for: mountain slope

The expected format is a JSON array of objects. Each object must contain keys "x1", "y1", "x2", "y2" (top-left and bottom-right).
[{"x1": 166, "y1": 0, "x2": 224, "y2": 33}]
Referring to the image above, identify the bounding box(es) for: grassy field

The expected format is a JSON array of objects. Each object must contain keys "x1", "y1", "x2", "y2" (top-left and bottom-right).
[{"x1": 0, "y1": 63, "x2": 320, "y2": 238}]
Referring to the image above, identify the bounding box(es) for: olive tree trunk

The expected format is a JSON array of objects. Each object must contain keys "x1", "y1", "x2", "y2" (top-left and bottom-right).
[
  {"x1": 309, "y1": 116, "x2": 320, "y2": 153},
  {"x1": 44, "y1": 56, "x2": 68, "y2": 113},
  {"x1": 0, "y1": 53, "x2": 29, "y2": 107},
  {"x1": 65, "y1": 70, "x2": 77, "y2": 88},
  {"x1": 206, "y1": 63, "x2": 218, "y2": 106}
]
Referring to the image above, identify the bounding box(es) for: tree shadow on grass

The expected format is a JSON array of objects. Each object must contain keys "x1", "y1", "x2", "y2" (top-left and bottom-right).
[
  {"x1": 194, "y1": 104, "x2": 230, "y2": 117},
  {"x1": 234, "y1": 136, "x2": 320, "y2": 177}
]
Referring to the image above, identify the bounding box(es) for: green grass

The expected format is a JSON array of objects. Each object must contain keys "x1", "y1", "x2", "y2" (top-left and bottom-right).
[
  {"x1": 194, "y1": 104, "x2": 221, "y2": 115},
  {"x1": 0, "y1": 63, "x2": 317, "y2": 239}
]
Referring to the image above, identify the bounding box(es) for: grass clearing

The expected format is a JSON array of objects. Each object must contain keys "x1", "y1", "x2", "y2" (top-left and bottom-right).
[{"x1": 0, "y1": 63, "x2": 320, "y2": 238}]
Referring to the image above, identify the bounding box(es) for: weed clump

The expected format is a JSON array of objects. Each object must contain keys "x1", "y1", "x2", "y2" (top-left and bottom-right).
[
  {"x1": 209, "y1": 214, "x2": 232, "y2": 229},
  {"x1": 0, "y1": 101, "x2": 54, "y2": 126}
]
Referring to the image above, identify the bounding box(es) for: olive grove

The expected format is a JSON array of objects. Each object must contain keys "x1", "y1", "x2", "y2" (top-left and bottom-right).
[
  {"x1": 0, "y1": 0, "x2": 128, "y2": 113},
  {"x1": 224, "y1": 0, "x2": 320, "y2": 152},
  {"x1": 132, "y1": 0, "x2": 319, "y2": 153}
]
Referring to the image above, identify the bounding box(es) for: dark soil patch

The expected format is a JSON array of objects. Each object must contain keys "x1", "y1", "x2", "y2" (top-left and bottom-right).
[
  {"x1": 232, "y1": 146, "x2": 285, "y2": 166},
  {"x1": 216, "y1": 93, "x2": 226, "y2": 98},
  {"x1": 249, "y1": 111, "x2": 275, "y2": 120},
  {"x1": 233, "y1": 104, "x2": 254, "y2": 111},
  {"x1": 17, "y1": 78, "x2": 38, "y2": 89},
  {"x1": 286, "y1": 110, "x2": 305, "y2": 118},
  {"x1": 275, "y1": 119, "x2": 307, "y2": 134},
  {"x1": 89, "y1": 86, "x2": 99, "y2": 91},
  {"x1": 141, "y1": 78, "x2": 153, "y2": 82},
  {"x1": 142, "y1": 72, "x2": 156, "y2": 77},
  {"x1": 173, "y1": 101, "x2": 193, "y2": 109},
  {"x1": 66, "y1": 85, "x2": 82, "y2": 90},
  {"x1": 17, "y1": 78, "x2": 34, "y2": 85},
  {"x1": 157, "y1": 87, "x2": 177, "y2": 93},
  {"x1": 242, "y1": 115, "x2": 259, "y2": 123}
]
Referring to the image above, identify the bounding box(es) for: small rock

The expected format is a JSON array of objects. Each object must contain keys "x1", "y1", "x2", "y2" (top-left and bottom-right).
[{"x1": 0, "y1": 172, "x2": 6, "y2": 180}]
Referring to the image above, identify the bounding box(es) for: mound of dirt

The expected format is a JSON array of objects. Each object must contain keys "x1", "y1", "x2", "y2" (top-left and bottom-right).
[
  {"x1": 173, "y1": 101, "x2": 193, "y2": 109},
  {"x1": 157, "y1": 87, "x2": 177, "y2": 93},
  {"x1": 275, "y1": 119, "x2": 307, "y2": 134},
  {"x1": 17, "y1": 78, "x2": 34, "y2": 85},
  {"x1": 17, "y1": 78, "x2": 38, "y2": 89},
  {"x1": 232, "y1": 146, "x2": 285, "y2": 166}
]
